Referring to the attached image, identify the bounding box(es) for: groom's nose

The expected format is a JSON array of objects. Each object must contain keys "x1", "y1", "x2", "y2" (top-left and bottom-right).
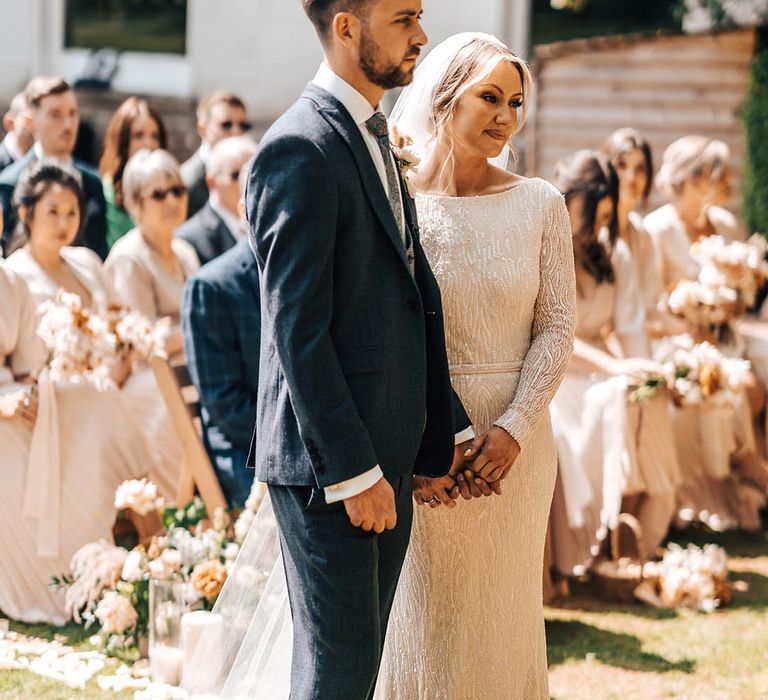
[{"x1": 412, "y1": 23, "x2": 428, "y2": 48}]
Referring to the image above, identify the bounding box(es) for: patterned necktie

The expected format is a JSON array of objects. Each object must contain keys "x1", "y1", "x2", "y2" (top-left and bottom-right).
[{"x1": 365, "y1": 112, "x2": 415, "y2": 275}]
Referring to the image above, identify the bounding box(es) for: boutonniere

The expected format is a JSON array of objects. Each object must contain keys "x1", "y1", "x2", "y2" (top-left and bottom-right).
[{"x1": 389, "y1": 125, "x2": 421, "y2": 198}]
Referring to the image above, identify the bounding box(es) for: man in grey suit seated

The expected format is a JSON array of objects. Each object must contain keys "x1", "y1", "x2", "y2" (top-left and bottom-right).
[
  {"x1": 175, "y1": 136, "x2": 257, "y2": 266},
  {"x1": 0, "y1": 93, "x2": 34, "y2": 174},
  {"x1": 181, "y1": 162, "x2": 259, "y2": 507},
  {"x1": 180, "y1": 91, "x2": 252, "y2": 218}
]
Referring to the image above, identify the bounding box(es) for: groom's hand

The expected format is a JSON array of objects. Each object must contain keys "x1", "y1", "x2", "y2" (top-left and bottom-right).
[{"x1": 343, "y1": 477, "x2": 397, "y2": 533}]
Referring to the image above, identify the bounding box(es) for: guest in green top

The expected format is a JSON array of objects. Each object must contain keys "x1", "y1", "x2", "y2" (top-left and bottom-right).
[{"x1": 100, "y1": 97, "x2": 168, "y2": 248}]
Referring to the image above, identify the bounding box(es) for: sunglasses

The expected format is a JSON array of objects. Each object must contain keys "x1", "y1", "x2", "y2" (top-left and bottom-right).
[
  {"x1": 145, "y1": 184, "x2": 187, "y2": 201},
  {"x1": 219, "y1": 120, "x2": 252, "y2": 132}
]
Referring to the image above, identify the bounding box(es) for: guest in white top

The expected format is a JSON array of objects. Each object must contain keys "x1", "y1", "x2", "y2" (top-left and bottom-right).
[
  {"x1": 548, "y1": 151, "x2": 680, "y2": 574},
  {"x1": 645, "y1": 136, "x2": 745, "y2": 291},
  {"x1": 0, "y1": 179, "x2": 154, "y2": 625},
  {"x1": 6, "y1": 161, "x2": 110, "y2": 310},
  {"x1": 602, "y1": 128, "x2": 688, "y2": 338},
  {"x1": 7, "y1": 160, "x2": 183, "y2": 503},
  {"x1": 105, "y1": 149, "x2": 199, "y2": 356}
]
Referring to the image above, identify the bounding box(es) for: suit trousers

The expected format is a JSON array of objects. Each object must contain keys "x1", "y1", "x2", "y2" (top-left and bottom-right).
[{"x1": 269, "y1": 475, "x2": 414, "y2": 700}]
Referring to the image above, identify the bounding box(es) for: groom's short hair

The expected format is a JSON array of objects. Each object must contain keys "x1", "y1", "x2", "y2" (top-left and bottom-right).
[{"x1": 302, "y1": 0, "x2": 371, "y2": 43}]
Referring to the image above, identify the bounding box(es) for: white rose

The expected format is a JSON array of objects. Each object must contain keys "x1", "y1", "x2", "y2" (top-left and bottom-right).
[
  {"x1": 121, "y1": 549, "x2": 145, "y2": 582},
  {"x1": 148, "y1": 549, "x2": 181, "y2": 580}
]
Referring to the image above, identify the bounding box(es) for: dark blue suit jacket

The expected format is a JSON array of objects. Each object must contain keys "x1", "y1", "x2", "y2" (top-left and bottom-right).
[
  {"x1": 175, "y1": 201, "x2": 237, "y2": 266},
  {"x1": 182, "y1": 237, "x2": 260, "y2": 506},
  {"x1": 246, "y1": 84, "x2": 470, "y2": 489}
]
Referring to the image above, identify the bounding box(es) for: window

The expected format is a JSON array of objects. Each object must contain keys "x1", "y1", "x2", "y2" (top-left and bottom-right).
[{"x1": 64, "y1": 0, "x2": 188, "y2": 55}]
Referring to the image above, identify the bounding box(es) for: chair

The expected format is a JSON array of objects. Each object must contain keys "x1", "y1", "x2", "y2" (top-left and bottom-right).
[{"x1": 149, "y1": 354, "x2": 228, "y2": 516}]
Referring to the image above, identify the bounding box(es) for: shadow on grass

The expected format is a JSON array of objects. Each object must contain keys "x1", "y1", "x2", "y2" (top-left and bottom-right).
[
  {"x1": 665, "y1": 525, "x2": 768, "y2": 560},
  {"x1": 8, "y1": 619, "x2": 92, "y2": 646},
  {"x1": 546, "y1": 618, "x2": 695, "y2": 674}
]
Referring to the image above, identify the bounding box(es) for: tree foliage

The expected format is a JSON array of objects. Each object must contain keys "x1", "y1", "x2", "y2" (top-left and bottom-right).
[{"x1": 741, "y1": 30, "x2": 768, "y2": 237}]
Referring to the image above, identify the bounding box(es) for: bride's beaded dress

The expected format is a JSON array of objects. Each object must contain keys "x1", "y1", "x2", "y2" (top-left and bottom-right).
[{"x1": 376, "y1": 178, "x2": 575, "y2": 699}]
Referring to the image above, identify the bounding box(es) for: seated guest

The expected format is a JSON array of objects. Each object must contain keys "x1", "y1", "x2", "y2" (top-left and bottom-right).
[
  {"x1": 176, "y1": 136, "x2": 257, "y2": 265},
  {"x1": 0, "y1": 92, "x2": 34, "y2": 173},
  {"x1": 645, "y1": 136, "x2": 744, "y2": 291},
  {"x1": 0, "y1": 183, "x2": 155, "y2": 626},
  {"x1": 8, "y1": 160, "x2": 183, "y2": 498},
  {"x1": 181, "y1": 91, "x2": 251, "y2": 218},
  {"x1": 182, "y1": 163, "x2": 258, "y2": 506},
  {"x1": 99, "y1": 97, "x2": 168, "y2": 249},
  {"x1": 105, "y1": 149, "x2": 199, "y2": 356},
  {"x1": 0, "y1": 77, "x2": 107, "y2": 259},
  {"x1": 548, "y1": 151, "x2": 679, "y2": 574},
  {"x1": 5, "y1": 162, "x2": 108, "y2": 309},
  {"x1": 602, "y1": 128, "x2": 688, "y2": 338}
]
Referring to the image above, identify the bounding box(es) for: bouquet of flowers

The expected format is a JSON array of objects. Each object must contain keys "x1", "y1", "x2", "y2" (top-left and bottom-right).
[
  {"x1": 37, "y1": 291, "x2": 162, "y2": 388},
  {"x1": 62, "y1": 480, "x2": 262, "y2": 658},
  {"x1": 668, "y1": 235, "x2": 768, "y2": 330},
  {"x1": 652, "y1": 334, "x2": 750, "y2": 407},
  {"x1": 37, "y1": 291, "x2": 116, "y2": 387},
  {"x1": 628, "y1": 335, "x2": 749, "y2": 406},
  {"x1": 636, "y1": 543, "x2": 732, "y2": 613}
]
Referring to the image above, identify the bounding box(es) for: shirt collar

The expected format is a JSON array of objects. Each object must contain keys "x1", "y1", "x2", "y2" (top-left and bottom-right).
[
  {"x1": 209, "y1": 196, "x2": 246, "y2": 240},
  {"x1": 312, "y1": 62, "x2": 379, "y2": 127},
  {"x1": 33, "y1": 141, "x2": 73, "y2": 166},
  {"x1": 198, "y1": 143, "x2": 211, "y2": 167},
  {"x1": 2, "y1": 133, "x2": 24, "y2": 162}
]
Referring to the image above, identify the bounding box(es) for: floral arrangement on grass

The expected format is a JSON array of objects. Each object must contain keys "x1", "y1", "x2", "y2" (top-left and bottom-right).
[
  {"x1": 61, "y1": 480, "x2": 265, "y2": 659},
  {"x1": 36, "y1": 291, "x2": 162, "y2": 387},
  {"x1": 636, "y1": 543, "x2": 733, "y2": 613},
  {"x1": 667, "y1": 234, "x2": 768, "y2": 331}
]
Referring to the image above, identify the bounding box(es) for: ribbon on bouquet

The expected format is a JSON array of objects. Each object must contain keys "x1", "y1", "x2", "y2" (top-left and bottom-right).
[{"x1": 22, "y1": 368, "x2": 62, "y2": 558}]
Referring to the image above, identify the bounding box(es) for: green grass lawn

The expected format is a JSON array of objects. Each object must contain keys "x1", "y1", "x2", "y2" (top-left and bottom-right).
[
  {"x1": 547, "y1": 527, "x2": 768, "y2": 700},
  {"x1": 2, "y1": 527, "x2": 767, "y2": 698}
]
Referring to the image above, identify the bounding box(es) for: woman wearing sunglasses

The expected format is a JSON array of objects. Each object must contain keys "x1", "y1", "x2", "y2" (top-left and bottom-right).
[{"x1": 106, "y1": 148, "x2": 199, "y2": 356}]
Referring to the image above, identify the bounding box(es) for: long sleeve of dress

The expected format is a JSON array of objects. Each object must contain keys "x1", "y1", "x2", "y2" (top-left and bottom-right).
[{"x1": 494, "y1": 193, "x2": 576, "y2": 451}]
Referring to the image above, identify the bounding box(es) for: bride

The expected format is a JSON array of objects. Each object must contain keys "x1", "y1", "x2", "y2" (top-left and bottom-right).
[{"x1": 183, "y1": 33, "x2": 575, "y2": 699}]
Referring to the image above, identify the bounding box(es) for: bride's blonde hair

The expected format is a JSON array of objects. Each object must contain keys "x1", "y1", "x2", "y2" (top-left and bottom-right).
[{"x1": 432, "y1": 38, "x2": 534, "y2": 157}]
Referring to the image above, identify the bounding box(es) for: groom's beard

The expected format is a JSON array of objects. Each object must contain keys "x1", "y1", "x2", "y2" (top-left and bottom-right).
[{"x1": 359, "y1": 32, "x2": 420, "y2": 90}]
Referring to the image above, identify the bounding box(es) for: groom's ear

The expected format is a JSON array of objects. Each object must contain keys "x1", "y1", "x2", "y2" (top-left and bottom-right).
[{"x1": 331, "y1": 11, "x2": 361, "y2": 49}]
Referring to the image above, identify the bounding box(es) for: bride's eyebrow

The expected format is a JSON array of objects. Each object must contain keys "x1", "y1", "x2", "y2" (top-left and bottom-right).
[{"x1": 478, "y1": 83, "x2": 523, "y2": 98}]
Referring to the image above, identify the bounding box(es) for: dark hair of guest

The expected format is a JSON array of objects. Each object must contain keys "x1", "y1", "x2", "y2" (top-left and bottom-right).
[
  {"x1": 553, "y1": 150, "x2": 619, "y2": 285},
  {"x1": 99, "y1": 97, "x2": 168, "y2": 209},
  {"x1": 12, "y1": 160, "x2": 84, "y2": 241},
  {"x1": 602, "y1": 127, "x2": 654, "y2": 203}
]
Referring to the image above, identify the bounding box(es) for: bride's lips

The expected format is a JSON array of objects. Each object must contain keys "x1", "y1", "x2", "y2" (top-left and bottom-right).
[{"x1": 485, "y1": 129, "x2": 508, "y2": 141}]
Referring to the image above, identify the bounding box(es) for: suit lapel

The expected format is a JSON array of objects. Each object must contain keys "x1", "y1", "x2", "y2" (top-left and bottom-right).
[
  {"x1": 303, "y1": 85, "x2": 411, "y2": 274},
  {"x1": 205, "y1": 203, "x2": 237, "y2": 248}
]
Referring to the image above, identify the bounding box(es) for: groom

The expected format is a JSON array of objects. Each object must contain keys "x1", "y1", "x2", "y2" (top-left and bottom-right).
[{"x1": 246, "y1": 1, "x2": 473, "y2": 697}]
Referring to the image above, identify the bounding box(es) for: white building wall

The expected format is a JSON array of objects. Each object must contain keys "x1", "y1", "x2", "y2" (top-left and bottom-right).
[{"x1": 0, "y1": 0, "x2": 529, "y2": 118}]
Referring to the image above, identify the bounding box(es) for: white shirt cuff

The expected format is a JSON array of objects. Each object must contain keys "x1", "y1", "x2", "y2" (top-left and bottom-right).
[
  {"x1": 324, "y1": 465, "x2": 384, "y2": 504},
  {"x1": 455, "y1": 426, "x2": 475, "y2": 445}
]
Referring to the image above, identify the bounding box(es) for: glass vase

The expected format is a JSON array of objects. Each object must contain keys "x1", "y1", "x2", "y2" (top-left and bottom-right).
[{"x1": 148, "y1": 578, "x2": 187, "y2": 685}]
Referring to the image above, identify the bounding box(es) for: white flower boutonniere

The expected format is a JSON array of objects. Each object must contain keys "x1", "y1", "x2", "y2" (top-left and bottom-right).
[{"x1": 389, "y1": 124, "x2": 421, "y2": 198}]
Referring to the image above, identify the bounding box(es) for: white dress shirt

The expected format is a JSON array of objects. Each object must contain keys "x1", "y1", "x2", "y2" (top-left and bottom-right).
[
  {"x1": 311, "y1": 63, "x2": 473, "y2": 504},
  {"x1": 2, "y1": 133, "x2": 24, "y2": 163},
  {"x1": 33, "y1": 141, "x2": 73, "y2": 166}
]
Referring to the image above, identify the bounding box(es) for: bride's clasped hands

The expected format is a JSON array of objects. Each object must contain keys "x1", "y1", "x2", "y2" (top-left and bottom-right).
[{"x1": 413, "y1": 428, "x2": 522, "y2": 508}]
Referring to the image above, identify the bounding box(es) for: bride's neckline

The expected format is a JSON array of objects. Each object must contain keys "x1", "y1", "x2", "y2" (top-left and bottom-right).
[{"x1": 415, "y1": 177, "x2": 537, "y2": 200}]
